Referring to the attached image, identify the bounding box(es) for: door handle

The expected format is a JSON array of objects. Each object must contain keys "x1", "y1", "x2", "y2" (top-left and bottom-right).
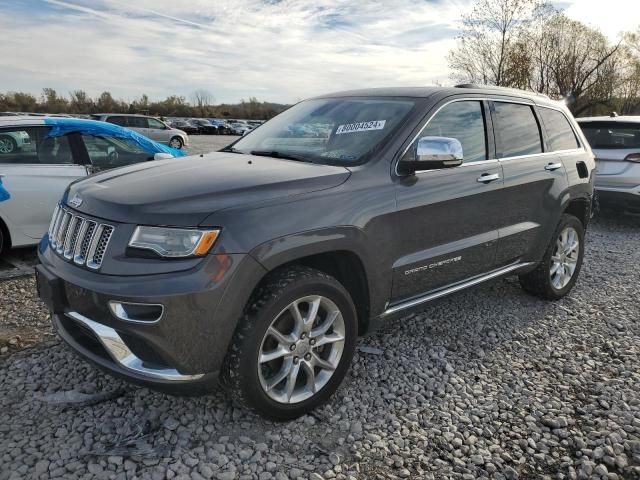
[
  {"x1": 544, "y1": 162, "x2": 563, "y2": 171},
  {"x1": 476, "y1": 173, "x2": 501, "y2": 183}
]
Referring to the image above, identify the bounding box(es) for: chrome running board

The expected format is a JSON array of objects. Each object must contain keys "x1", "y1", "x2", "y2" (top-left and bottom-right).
[
  {"x1": 66, "y1": 311, "x2": 204, "y2": 381},
  {"x1": 383, "y1": 262, "x2": 534, "y2": 317}
]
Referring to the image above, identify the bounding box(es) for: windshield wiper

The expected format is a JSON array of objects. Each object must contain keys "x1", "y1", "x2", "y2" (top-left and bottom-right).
[
  {"x1": 250, "y1": 150, "x2": 316, "y2": 163},
  {"x1": 220, "y1": 146, "x2": 243, "y2": 154}
]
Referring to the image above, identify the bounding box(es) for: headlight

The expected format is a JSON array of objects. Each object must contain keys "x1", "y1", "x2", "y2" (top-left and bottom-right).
[{"x1": 129, "y1": 226, "x2": 220, "y2": 258}]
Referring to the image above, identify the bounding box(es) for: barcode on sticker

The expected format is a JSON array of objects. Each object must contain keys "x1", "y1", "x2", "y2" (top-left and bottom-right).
[{"x1": 335, "y1": 120, "x2": 386, "y2": 135}]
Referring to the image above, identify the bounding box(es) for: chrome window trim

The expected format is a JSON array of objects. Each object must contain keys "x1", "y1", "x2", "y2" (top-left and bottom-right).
[{"x1": 395, "y1": 96, "x2": 586, "y2": 176}]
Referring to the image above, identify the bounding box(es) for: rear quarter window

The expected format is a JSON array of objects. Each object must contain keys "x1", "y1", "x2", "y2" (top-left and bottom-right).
[{"x1": 539, "y1": 107, "x2": 579, "y2": 151}]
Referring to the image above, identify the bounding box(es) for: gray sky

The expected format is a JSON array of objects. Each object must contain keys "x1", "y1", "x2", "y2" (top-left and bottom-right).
[{"x1": 1, "y1": 0, "x2": 638, "y2": 104}]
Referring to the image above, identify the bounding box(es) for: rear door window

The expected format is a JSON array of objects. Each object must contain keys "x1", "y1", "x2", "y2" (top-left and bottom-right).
[
  {"x1": 128, "y1": 117, "x2": 148, "y2": 128},
  {"x1": 106, "y1": 116, "x2": 128, "y2": 127},
  {"x1": 0, "y1": 127, "x2": 75, "y2": 165},
  {"x1": 492, "y1": 102, "x2": 542, "y2": 158},
  {"x1": 580, "y1": 122, "x2": 640, "y2": 149},
  {"x1": 539, "y1": 108, "x2": 579, "y2": 151}
]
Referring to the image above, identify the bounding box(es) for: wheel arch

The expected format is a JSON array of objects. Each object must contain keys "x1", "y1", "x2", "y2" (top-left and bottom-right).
[
  {"x1": 562, "y1": 195, "x2": 592, "y2": 229},
  {"x1": 0, "y1": 214, "x2": 11, "y2": 251},
  {"x1": 249, "y1": 228, "x2": 385, "y2": 335}
]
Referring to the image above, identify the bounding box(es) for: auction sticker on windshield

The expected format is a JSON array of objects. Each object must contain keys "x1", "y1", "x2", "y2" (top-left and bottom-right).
[{"x1": 336, "y1": 120, "x2": 386, "y2": 135}]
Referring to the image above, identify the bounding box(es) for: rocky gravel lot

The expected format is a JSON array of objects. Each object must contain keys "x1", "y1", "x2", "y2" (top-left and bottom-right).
[{"x1": 1, "y1": 213, "x2": 639, "y2": 480}]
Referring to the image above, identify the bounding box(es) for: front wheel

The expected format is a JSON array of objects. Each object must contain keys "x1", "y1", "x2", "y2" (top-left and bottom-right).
[
  {"x1": 221, "y1": 266, "x2": 357, "y2": 420},
  {"x1": 169, "y1": 136, "x2": 183, "y2": 149},
  {"x1": 519, "y1": 214, "x2": 585, "y2": 300},
  {"x1": 0, "y1": 136, "x2": 17, "y2": 154}
]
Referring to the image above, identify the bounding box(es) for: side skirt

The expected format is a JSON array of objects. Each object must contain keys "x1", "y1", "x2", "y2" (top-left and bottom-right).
[{"x1": 381, "y1": 261, "x2": 535, "y2": 318}]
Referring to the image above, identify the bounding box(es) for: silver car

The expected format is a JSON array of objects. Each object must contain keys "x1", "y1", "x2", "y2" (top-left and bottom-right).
[
  {"x1": 91, "y1": 114, "x2": 189, "y2": 149},
  {"x1": 577, "y1": 116, "x2": 640, "y2": 213}
]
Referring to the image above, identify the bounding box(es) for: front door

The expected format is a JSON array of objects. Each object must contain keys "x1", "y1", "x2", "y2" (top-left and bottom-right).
[
  {"x1": 0, "y1": 126, "x2": 87, "y2": 243},
  {"x1": 146, "y1": 117, "x2": 170, "y2": 144},
  {"x1": 391, "y1": 99, "x2": 504, "y2": 302}
]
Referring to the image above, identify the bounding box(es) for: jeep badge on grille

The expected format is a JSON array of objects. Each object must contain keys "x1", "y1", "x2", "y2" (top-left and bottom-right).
[{"x1": 69, "y1": 194, "x2": 83, "y2": 208}]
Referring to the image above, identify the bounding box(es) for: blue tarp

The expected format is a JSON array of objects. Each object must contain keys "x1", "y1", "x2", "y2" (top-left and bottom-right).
[
  {"x1": 0, "y1": 177, "x2": 10, "y2": 202},
  {"x1": 43, "y1": 118, "x2": 186, "y2": 157}
]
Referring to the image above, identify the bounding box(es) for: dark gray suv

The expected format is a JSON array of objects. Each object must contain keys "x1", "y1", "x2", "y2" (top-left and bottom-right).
[{"x1": 36, "y1": 86, "x2": 595, "y2": 419}]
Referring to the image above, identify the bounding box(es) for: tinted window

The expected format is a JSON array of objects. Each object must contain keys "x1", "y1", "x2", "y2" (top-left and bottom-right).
[
  {"x1": 0, "y1": 127, "x2": 74, "y2": 165},
  {"x1": 493, "y1": 102, "x2": 542, "y2": 158},
  {"x1": 539, "y1": 108, "x2": 579, "y2": 151},
  {"x1": 421, "y1": 101, "x2": 487, "y2": 163},
  {"x1": 106, "y1": 116, "x2": 127, "y2": 127},
  {"x1": 82, "y1": 135, "x2": 151, "y2": 171},
  {"x1": 128, "y1": 117, "x2": 148, "y2": 128},
  {"x1": 580, "y1": 122, "x2": 640, "y2": 149},
  {"x1": 147, "y1": 118, "x2": 165, "y2": 129}
]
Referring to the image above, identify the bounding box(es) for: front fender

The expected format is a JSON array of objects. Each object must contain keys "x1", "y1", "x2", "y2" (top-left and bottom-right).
[{"x1": 248, "y1": 226, "x2": 390, "y2": 320}]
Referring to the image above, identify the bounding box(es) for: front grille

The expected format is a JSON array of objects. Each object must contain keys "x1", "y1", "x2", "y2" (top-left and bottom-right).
[{"x1": 48, "y1": 205, "x2": 114, "y2": 270}]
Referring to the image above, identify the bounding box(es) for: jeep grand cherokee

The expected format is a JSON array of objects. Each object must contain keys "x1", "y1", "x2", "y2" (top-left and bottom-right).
[{"x1": 36, "y1": 85, "x2": 595, "y2": 420}]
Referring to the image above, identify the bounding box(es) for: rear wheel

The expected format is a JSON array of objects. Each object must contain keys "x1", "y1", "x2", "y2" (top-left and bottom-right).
[
  {"x1": 221, "y1": 266, "x2": 357, "y2": 420},
  {"x1": 519, "y1": 214, "x2": 584, "y2": 300},
  {"x1": 169, "y1": 136, "x2": 183, "y2": 149},
  {"x1": 0, "y1": 136, "x2": 17, "y2": 154}
]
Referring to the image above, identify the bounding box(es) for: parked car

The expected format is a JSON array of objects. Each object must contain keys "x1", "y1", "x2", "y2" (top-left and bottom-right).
[
  {"x1": 227, "y1": 121, "x2": 252, "y2": 136},
  {"x1": 577, "y1": 115, "x2": 640, "y2": 213},
  {"x1": 167, "y1": 120, "x2": 200, "y2": 136},
  {"x1": 36, "y1": 86, "x2": 594, "y2": 420},
  {"x1": 190, "y1": 119, "x2": 219, "y2": 135},
  {"x1": 210, "y1": 119, "x2": 232, "y2": 135},
  {"x1": 91, "y1": 114, "x2": 189, "y2": 149},
  {"x1": 0, "y1": 116, "x2": 185, "y2": 252}
]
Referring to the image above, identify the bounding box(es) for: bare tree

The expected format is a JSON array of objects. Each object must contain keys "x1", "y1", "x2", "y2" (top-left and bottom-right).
[
  {"x1": 190, "y1": 89, "x2": 215, "y2": 117},
  {"x1": 448, "y1": 0, "x2": 547, "y2": 86}
]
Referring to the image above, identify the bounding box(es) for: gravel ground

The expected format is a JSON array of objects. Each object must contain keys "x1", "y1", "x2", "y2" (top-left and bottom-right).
[{"x1": 1, "y1": 211, "x2": 639, "y2": 480}]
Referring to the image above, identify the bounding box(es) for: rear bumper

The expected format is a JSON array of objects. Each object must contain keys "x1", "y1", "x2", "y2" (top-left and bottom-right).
[
  {"x1": 596, "y1": 186, "x2": 640, "y2": 211},
  {"x1": 37, "y1": 248, "x2": 267, "y2": 391}
]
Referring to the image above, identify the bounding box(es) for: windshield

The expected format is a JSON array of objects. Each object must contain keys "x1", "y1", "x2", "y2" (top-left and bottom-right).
[
  {"x1": 229, "y1": 97, "x2": 416, "y2": 165},
  {"x1": 581, "y1": 122, "x2": 640, "y2": 149}
]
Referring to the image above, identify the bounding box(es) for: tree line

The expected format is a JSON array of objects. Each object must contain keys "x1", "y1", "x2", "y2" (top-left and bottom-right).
[
  {"x1": 448, "y1": 0, "x2": 640, "y2": 116},
  {"x1": 0, "y1": 89, "x2": 288, "y2": 120}
]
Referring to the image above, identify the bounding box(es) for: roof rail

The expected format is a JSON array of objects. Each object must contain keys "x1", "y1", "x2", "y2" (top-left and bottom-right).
[{"x1": 454, "y1": 83, "x2": 550, "y2": 99}]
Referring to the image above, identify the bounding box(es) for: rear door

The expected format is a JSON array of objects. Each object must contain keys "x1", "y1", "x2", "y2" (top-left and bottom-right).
[
  {"x1": 0, "y1": 126, "x2": 87, "y2": 244},
  {"x1": 492, "y1": 101, "x2": 569, "y2": 266},
  {"x1": 391, "y1": 99, "x2": 504, "y2": 302}
]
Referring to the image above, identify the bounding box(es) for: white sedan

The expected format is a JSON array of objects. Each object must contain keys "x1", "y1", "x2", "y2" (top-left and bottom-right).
[{"x1": 0, "y1": 116, "x2": 185, "y2": 252}]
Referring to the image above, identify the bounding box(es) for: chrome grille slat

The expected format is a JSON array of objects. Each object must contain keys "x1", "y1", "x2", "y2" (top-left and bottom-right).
[
  {"x1": 48, "y1": 204, "x2": 114, "y2": 270},
  {"x1": 55, "y1": 213, "x2": 72, "y2": 253}
]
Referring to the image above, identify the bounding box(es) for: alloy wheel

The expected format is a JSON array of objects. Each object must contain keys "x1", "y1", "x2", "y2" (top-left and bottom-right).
[
  {"x1": 257, "y1": 295, "x2": 346, "y2": 404},
  {"x1": 169, "y1": 138, "x2": 182, "y2": 148},
  {"x1": 0, "y1": 138, "x2": 14, "y2": 154},
  {"x1": 549, "y1": 226, "x2": 580, "y2": 290}
]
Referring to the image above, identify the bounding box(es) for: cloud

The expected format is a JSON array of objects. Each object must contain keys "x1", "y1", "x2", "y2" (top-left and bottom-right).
[{"x1": 0, "y1": 0, "x2": 472, "y2": 103}]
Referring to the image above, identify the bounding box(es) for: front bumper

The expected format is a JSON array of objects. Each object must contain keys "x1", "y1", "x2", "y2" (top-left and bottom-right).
[{"x1": 37, "y1": 247, "x2": 266, "y2": 391}]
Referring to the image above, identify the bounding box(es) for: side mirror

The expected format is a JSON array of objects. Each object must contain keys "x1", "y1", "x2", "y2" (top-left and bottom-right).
[
  {"x1": 154, "y1": 152, "x2": 174, "y2": 161},
  {"x1": 398, "y1": 136, "x2": 463, "y2": 175}
]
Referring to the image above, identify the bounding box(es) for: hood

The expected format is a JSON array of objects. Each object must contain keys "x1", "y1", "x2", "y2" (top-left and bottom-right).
[{"x1": 66, "y1": 152, "x2": 350, "y2": 226}]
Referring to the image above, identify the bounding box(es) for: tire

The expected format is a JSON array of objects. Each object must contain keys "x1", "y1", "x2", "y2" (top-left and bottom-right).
[
  {"x1": 221, "y1": 266, "x2": 357, "y2": 420},
  {"x1": 169, "y1": 136, "x2": 183, "y2": 149},
  {"x1": 519, "y1": 214, "x2": 585, "y2": 300},
  {"x1": 0, "y1": 135, "x2": 17, "y2": 154},
  {"x1": 0, "y1": 228, "x2": 4, "y2": 254}
]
